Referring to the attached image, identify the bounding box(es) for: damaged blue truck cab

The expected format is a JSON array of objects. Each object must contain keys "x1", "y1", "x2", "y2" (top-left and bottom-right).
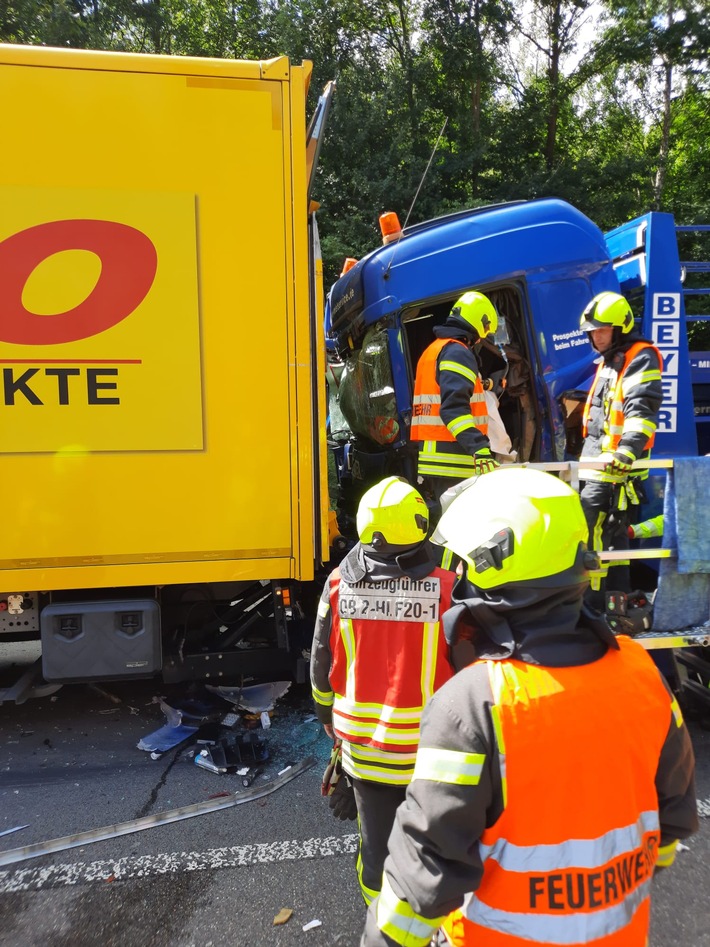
[{"x1": 325, "y1": 198, "x2": 701, "y2": 529}]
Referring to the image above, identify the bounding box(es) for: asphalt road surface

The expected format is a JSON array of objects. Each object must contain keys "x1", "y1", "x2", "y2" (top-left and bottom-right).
[{"x1": 1, "y1": 648, "x2": 709, "y2": 947}]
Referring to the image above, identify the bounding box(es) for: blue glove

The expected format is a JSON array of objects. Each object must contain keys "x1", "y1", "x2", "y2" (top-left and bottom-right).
[{"x1": 472, "y1": 449, "x2": 500, "y2": 475}]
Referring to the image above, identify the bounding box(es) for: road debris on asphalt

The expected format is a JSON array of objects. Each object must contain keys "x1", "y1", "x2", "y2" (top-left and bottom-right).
[
  {"x1": 206, "y1": 681, "x2": 291, "y2": 713},
  {"x1": 0, "y1": 825, "x2": 29, "y2": 840},
  {"x1": 0, "y1": 756, "x2": 317, "y2": 867},
  {"x1": 302, "y1": 919, "x2": 322, "y2": 932},
  {"x1": 193, "y1": 731, "x2": 269, "y2": 775},
  {"x1": 136, "y1": 695, "x2": 224, "y2": 755},
  {"x1": 89, "y1": 685, "x2": 122, "y2": 705},
  {"x1": 273, "y1": 908, "x2": 293, "y2": 926}
]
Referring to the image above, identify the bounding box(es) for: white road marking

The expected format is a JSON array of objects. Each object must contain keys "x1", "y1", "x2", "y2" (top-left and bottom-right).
[
  {"x1": 0, "y1": 834, "x2": 359, "y2": 893},
  {"x1": 5, "y1": 796, "x2": 707, "y2": 894}
]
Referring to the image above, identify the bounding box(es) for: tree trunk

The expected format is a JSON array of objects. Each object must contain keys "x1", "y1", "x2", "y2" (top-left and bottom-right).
[
  {"x1": 652, "y1": 0, "x2": 675, "y2": 209},
  {"x1": 471, "y1": 77, "x2": 481, "y2": 196},
  {"x1": 544, "y1": 1, "x2": 562, "y2": 171}
]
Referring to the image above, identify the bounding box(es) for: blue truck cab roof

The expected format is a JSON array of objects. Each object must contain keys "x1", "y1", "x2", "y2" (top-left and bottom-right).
[
  {"x1": 329, "y1": 198, "x2": 612, "y2": 345},
  {"x1": 325, "y1": 198, "x2": 698, "y2": 462}
]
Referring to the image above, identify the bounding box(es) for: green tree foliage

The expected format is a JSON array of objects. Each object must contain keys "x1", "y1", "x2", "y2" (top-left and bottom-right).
[{"x1": 1, "y1": 0, "x2": 708, "y2": 287}]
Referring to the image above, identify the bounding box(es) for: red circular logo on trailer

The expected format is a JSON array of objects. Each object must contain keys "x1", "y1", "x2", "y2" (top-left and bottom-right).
[{"x1": 0, "y1": 219, "x2": 158, "y2": 345}]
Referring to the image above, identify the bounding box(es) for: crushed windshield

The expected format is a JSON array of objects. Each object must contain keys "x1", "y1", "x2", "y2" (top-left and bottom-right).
[{"x1": 338, "y1": 327, "x2": 400, "y2": 446}]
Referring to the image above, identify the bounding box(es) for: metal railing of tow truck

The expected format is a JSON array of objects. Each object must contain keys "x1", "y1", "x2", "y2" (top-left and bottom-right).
[{"x1": 524, "y1": 457, "x2": 710, "y2": 652}]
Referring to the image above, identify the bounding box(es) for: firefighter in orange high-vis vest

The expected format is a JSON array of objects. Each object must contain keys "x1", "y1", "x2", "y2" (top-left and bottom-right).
[
  {"x1": 310, "y1": 476, "x2": 456, "y2": 905},
  {"x1": 411, "y1": 291, "x2": 501, "y2": 505},
  {"x1": 361, "y1": 466, "x2": 697, "y2": 947},
  {"x1": 578, "y1": 291, "x2": 663, "y2": 613}
]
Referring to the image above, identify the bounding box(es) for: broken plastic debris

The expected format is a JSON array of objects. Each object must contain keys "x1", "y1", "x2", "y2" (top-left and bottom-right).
[
  {"x1": 302, "y1": 920, "x2": 322, "y2": 932},
  {"x1": 677, "y1": 842, "x2": 690, "y2": 852},
  {"x1": 0, "y1": 825, "x2": 29, "y2": 839},
  {"x1": 240, "y1": 766, "x2": 264, "y2": 787},
  {"x1": 137, "y1": 697, "x2": 225, "y2": 754},
  {"x1": 138, "y1": 723, "x2": 199, "y2": 754},
  {"x1": 260, "y1": 711, "x2": 271, "y2": 729},
  {"x1": 193, "y1": 732, "x2": 269, "y2": 774},
  {"x1": 273, "y1": 908, "x2": 293, "y2": 926},
  {"x1": 194, "y1": 750, "x2": 227, "y2": 774},
  {"x1": 206, "y1": 681, "x2": 291, "y2": 713}
]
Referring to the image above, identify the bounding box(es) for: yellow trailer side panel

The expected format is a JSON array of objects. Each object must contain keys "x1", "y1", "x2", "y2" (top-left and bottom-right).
[{"x1": 0, "y1": 46, "x2": 320, "y2": 587}]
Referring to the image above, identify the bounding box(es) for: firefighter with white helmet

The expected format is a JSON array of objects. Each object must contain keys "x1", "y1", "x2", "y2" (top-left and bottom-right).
[
  {"x1": 411, "y1": 291, "x2": 501, "y2": 506},
  {"x1": 310, "y1": 476, "x2": 456, "y2": 904},
  {"x1": 578, "y1": 290, "x2": 664, "y2": 614},
  {"x1": 361, "y1": 467, "x2": 697, "y2": 947}
]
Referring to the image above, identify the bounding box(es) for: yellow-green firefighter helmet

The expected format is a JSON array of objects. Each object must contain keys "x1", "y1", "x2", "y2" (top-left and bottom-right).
[
  {"x1": 579, "y1": 291, "x2": 634, "y2": 334},
  {"x1": 431, "y1": 467, "x2": 589, "y2": 589},
  {"x1": 449, "y1": 291, "x2": 498, "y2": 339},
  {"x1": 357, "y1": 476, "x2": 429, "y2": 550}
]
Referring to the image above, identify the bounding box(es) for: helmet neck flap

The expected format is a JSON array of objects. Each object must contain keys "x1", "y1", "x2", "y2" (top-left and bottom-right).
[{"x1": 443, "y1": 571, "x2": 618, "y2": 666}]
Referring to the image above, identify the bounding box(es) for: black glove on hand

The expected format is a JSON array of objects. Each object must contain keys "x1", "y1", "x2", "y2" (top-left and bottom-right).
[
  {"x1": 321, "y1": 738, "x2": 358, "y2": 820},
  {"x1": 328, "y1": 775, "x2": 358, "y2": 821}
]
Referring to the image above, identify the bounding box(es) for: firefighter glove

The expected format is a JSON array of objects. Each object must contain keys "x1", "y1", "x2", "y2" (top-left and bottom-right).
[
  {"x1": 604, "y1": 453, "x2": 634, "y2": 479},
  {"x1": 321, "y1": 739, "x2": 357, "y2": 821},
  {"x1": 329, "y1": 774, "x2": 358, "y2": 821},
  {"x1": 321, "y1": 739, "x2": 343, "y2": 797},
  {"x1": 471, "y1": 449, "x2": 500, "y2": 475}
]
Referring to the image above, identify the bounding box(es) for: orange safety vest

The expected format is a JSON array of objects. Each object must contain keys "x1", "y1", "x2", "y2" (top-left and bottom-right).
[
  {"x1": 328, "y1": 567, "x2": 455, "y2": 753},
  {"x1": 443, "y1": 636, "x2": 673, "y2": 947},
  {"x1": 411, "y1": 338, "x2": 488, "y2": 442},
  {"x1": 581, "y1": 341, "x2": 662, "y2": 453}
]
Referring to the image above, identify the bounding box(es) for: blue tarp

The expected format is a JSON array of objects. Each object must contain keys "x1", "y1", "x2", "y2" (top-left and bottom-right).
[{"x1": 652, "y1": 457, "x2": 710, "y2": 631}]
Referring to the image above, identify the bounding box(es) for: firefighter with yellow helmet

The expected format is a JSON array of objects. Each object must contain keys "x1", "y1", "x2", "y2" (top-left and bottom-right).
[
  {"x1": 361, "y1": 466, "x2": 697, "y2": 947},
  {"x1": 411, "y1": 291, "x2": 501, "y2": 506},
  {"x1": 578, "y1": 291, "x2": 664, "y2": 613},
  {"x1": 310, "y1": 476, "x2": 456, "y2": 905}
]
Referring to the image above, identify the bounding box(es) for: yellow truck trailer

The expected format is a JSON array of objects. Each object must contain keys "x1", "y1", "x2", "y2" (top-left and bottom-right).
[{"x1": 0, "y1": 43, "x2": 333, "y2": 700}]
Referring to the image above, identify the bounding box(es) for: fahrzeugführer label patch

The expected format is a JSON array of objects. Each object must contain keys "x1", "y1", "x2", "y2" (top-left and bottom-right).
[{"x1": 338, "y1": 576, "x2": 441, "y2": 622}]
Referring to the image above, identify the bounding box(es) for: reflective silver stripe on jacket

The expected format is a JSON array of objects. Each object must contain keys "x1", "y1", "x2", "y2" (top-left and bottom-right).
[
  {"x1": 478, "y1": 809, "x2": 659, "y2": 870},
  {"x1": 463, "y1": 877, "x2": 653, "y2": 944},
  {"x1": 412, "y1": 746, "x2": 485, "y2": 785}
]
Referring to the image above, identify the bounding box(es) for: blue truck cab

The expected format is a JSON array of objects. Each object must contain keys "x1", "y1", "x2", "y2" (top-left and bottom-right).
[{"x1": 325, "y1": 198, "x2": 704, "y2": 530}]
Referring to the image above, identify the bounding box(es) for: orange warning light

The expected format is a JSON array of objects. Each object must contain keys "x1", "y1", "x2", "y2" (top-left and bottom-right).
[{"x1": 379, "y1": 212, "x2": 402, "y2": 245}]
